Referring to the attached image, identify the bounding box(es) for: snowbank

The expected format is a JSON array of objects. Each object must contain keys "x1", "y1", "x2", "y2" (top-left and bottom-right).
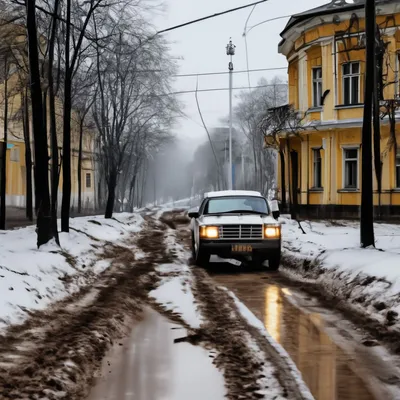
[
  {"x1": 281, "y1": 218, "x2": 400, "y2": 330},
  {"x1": 0, "y1": 213, "x2": 143, "y2": 332}
]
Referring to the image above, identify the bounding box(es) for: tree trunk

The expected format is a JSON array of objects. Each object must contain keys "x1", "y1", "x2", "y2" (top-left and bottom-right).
[
  {"x1": 0, "y1": 56, "x2": 8, "y2": 230},
  {"x1": 360, "y1": 0, "x2": 375, "y2": 247},
  {"x1": 78, "y1": 117, "x2": 84, "y2": 213},
  {"x1": 105, "y1": 169, "x2": 118, "y2": 219},
  {"x1": 61, "y1": 0, "x2": 72, "y2": 232},
  {"x1": 23, "y1": 89, "x2": 33, "y2": 221},
  {"x1": 373, "y1": 23, "x2": 382, "y2": 220},
  {"x1": 290, "y1": 150, "x2": 299, "y2": 220},
  {"x1": 279, "y1": 149, "x2": 286, "y2": 210},
  {"x1": 26, "y1": 0, "x2": 53, "y2": 247},
  {"x1": 49, "y1": 0, "x2": 61, "y2": 245}
]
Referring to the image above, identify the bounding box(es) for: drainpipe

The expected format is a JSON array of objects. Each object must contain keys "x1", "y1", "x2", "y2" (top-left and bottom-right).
[
  {"x1": 329, "y1": 135, "x2": 332, "y2": 204},
  {"x1": 307, "y1": 135, "x2": 310, "y2": 207}
]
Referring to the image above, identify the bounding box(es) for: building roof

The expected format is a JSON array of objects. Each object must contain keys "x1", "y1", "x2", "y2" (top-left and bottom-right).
[
  {"x1": 280, "y1": 0, "x2": 391, "y2": 40},
  {"x1": 205, "y1": 190, "x2": 263, "y2": 199}
]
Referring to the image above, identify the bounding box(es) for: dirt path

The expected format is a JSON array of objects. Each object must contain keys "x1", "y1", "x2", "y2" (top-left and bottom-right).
[
  {"x1": 87, "y1": 307, "x2": 226, "y2": 400},
  {"x1": 0, "y1": 215, "x2": 171, "y2": 400}
]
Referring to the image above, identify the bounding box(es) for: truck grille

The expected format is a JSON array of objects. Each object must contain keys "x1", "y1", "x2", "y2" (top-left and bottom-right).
[{"x1": 219, "y1": 225, "x2": 263, "y2": 240}]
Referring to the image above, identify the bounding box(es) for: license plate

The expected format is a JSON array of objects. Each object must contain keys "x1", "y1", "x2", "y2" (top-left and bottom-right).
[{"x1": 231, "y1": 244, "x2": 253, "y2": 253}]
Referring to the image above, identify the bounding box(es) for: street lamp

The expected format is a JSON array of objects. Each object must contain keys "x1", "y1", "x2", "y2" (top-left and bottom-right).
[{"x1": 226, "y1": 38, "x2": 235, "y2": 190}]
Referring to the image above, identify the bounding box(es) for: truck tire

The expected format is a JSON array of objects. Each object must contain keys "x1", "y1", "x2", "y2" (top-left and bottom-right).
[
  {"x1": 192, "y1": 233, "x2": 209, "y2": 268},
  {"x1": 268, "y1": 251, "x2": 281, "y2": 271}
]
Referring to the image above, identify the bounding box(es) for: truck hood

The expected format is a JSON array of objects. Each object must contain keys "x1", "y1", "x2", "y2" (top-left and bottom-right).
[{"x1": 199, "y1": 214, "x2": 278, "y2": 226}]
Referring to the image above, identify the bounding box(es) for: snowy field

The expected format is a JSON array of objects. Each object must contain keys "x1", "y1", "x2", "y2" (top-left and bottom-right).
[
  {"x1": 281, "y1": 218, "x2": 400, "y2": 330},
  {"x1": 0, "y1": 213, "x2": 143, "y2": 331}
]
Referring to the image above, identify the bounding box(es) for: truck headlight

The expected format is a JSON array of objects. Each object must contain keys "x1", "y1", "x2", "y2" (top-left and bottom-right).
[
  {"x1": 200, "y1": 226, "x2": 219, "y2": 239},
  {"x1": 264, "y1": 225, "x2": 281, "y2": 238}
]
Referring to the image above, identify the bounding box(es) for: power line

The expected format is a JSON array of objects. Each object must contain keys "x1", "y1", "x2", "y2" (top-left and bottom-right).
[
  {"x1": 160, "y1": 83, "x2": 287, "y2": 96},
  {"x1": 157, "y1": 0, "x2": 269, "y2": 35},
  {"x1": 173, "y1": 66, "x2": 287, "y2": 78},
  {"x1": 194, "y1": 79, "x2": 224, "y2": 189}
]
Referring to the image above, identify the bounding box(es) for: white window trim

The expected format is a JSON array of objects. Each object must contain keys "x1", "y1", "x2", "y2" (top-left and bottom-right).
[
  {"x1": 312, "y1": 147, "x2": 322, "y2": 188},
  {"x1": 311, "y1": 66, "x2": 323, "y2": 108},
  {"x1": 341, "y1": 145, "x2": 360, "y2": 190},
  {"x1": 342, "y1": 61, "x2": 361, "y2": 105}
]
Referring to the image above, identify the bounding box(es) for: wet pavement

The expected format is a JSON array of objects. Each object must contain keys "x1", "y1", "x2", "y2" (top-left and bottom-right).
[
  {"x1": 211, "y1": 270, "x2": 400, "y2": 400},
  {"x1": 87, "y1": 308, "x2": 225, "y2": 400}
]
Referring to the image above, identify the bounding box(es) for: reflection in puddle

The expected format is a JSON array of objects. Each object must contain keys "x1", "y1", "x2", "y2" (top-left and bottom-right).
[
  {"x1": 212, "y1": 274, "x2": 377, "y2": 400},
  {"x1": 264, "y1": 285, "x2": 375, "y2": 400},
  {"x1": 265, "y1": 286, "x2": 281, "y2": 342}
]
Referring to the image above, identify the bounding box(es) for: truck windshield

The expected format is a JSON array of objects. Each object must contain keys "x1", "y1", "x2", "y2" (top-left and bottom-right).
[{"x1": 205, "y1": 196, "x2": 269, "y2": 215}]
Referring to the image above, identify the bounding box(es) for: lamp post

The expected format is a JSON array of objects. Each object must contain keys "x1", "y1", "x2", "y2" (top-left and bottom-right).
[{"x1": 226, "y1": 39, "x2": 235, "y2": 190}]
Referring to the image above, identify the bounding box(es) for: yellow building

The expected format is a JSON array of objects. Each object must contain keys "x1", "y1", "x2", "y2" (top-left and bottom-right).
[
  {"x1": 277, "y1": 0, "x2": 400, "y2": 219},
  {"x1": 0, "y1": 53, "x2": 96, "y2": 212}
]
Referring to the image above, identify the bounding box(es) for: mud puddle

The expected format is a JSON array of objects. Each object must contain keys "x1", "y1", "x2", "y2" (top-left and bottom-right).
[
  {"x1": 87, "y1": 307, "x2": 226, "y2": 400},
  {"x1": 211, "y1": 270, "x2": 400, "y2": 400}
]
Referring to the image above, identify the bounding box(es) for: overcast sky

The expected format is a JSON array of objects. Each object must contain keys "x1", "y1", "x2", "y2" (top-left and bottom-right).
[{"x1": 153, "y1": 0, "x2": 327, "y2": 152}]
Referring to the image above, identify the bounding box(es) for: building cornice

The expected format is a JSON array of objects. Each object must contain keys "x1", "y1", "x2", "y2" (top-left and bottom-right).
[{"x1": 279, "y1": 1, "x2": 400, "y2": 57}]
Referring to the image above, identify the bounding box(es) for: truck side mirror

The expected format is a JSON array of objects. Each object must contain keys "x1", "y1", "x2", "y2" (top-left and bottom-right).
[
  {"x1": 188, "y1": 207, "x2": 199, "y2": 219},
  {"x1": 271, "y1": 200, "x2": 280, "y2": 220}
]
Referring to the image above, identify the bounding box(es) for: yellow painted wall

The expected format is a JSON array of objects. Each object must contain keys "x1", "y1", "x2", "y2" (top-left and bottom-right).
[
  {"x1": 288, "y1": 61, "x2": 299, "y2": 110},
  {"x1": 306, "y1": 45, "x2": 322, "y2": 109},
  {"x1": 277, "y1": 6, "x2": 400, "y2": 210},
  {"x1": 276, "y1": 124, "x2": 400, "y2": 207},
  {"x1": 0, "y1": 77, "x2": 95, "y2": 200}
]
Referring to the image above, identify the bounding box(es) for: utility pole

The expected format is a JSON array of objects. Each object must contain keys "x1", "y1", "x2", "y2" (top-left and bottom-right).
[
  {"x1": 360, "y1": 0, "x2": 375, "y2": 247},
  {"x1": 226, "y1": 39, "x2": 235, "y2": 190}
]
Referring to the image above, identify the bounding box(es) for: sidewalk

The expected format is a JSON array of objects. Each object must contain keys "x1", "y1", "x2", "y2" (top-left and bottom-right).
[
  {"x1": 2, "y1": 206, "x2": 103, "y2": 229},
  {"x1": 280, "y1": 218, "x2": 400, "y2": 333}
]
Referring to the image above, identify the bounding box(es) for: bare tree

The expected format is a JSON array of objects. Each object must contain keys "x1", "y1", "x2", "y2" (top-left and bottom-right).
[
  {"x1": 92, "y1": 11, "x2": 178, "y2": 218},
  {"x1": 259, "y1": 104, "x2": 305, "y2": 217},
  {"x1": 234, "y1": 77, "x2": 287, "y2": 195},
  {"x1": 26, "y1": 0, "x2": 53, "y2": 246}
]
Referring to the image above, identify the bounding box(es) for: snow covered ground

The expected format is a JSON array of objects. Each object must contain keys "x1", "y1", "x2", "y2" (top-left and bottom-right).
[
  {"x1": 281, "y1": 218, "x2": 400, "y2": 330},
  {"x1": 0, "y1": 213, "x2": 143, "y2": 332}
]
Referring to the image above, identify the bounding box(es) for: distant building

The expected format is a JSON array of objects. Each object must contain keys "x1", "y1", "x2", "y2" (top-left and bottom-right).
[
  {"x1": 0, "y1": 28, "x2": 97, "y2": 214},
  {"x1": 276, "y1": 0, "x2": 400, "y2": 219}
]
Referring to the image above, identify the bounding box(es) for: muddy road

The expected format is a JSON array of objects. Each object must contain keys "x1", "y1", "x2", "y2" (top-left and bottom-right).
[
  {"x1": 2, "y1": 209, "x2": 400, "y2": 400},
  {"x1": 211, "y1": 270, "x2": 400, "y2": 400}
]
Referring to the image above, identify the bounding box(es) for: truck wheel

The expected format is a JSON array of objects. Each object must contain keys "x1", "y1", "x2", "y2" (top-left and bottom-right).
[
  {"x1": 268, "y1": 251, "x2": 281, "y2": 271},
  {"x1": 192, "y1": 233, "x2": 209, "y2": 268},
  {"x1": 252, "y1": 256, "x2": 267, "y2": 270},
  {"x1": 195, "y1": 248, "x2": 209, "y2": 268}
]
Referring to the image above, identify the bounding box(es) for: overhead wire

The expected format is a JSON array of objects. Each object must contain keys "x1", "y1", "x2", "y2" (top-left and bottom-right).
[
  {"x1": 194, "y1": 78, "x2": 225, "y2": 190},
  {"x1": 172, "y1": 66, "x2": 286, "y2": 78},
  {"x1": 157, "y1": 0, "x2": 269, "y2": 35},
  {"x1": 243, "y1": 4, "x2": 257, "y2": 88},
  {"x1": 159, "y1": 83, "x2": 287, "y2": 96}
]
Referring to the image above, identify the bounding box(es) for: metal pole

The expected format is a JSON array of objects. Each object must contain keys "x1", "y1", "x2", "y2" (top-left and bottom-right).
[
  {"x1": 241, "y1": 152, "x2": 245, "y2": 189},
  {"x1": 226, "y1": 39, "x2": 235, "y2": 190},
  {"x1": 229, "y1": 62, "x2": 233, "y2": 190}
]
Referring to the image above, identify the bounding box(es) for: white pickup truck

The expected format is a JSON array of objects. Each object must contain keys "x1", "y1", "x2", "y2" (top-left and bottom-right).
[{"x1": 188, "y1": 190, "x2": 281, "y2": 270}]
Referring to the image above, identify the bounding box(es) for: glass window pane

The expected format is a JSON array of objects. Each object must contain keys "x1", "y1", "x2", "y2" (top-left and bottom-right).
[
  {"x1": 351, "y1": 161, "x2": 357, "y2": 187},
  {"x1": 343, "y1": 63, "x2": 350, "y2": 75},
  {"x1": 313, "y1": 83, "x2": 319, "y2": 106},
  {"x1": 352, "y1": 62, "x2": 360, "y2": 74},
  {"x1": 351, "y1": 76, "x2": 359, "y2": 104},
  {"x1": 345, "y1": 149, "x2": 358, "y2": 159},
  {"x1": 343, "y1": 77, "x2": 350, "y2": 104},
  {"x1": 397, "y1": 166, "x2": 400, "y2": 188},
  {"x1": 206, "y1": 196, "x2": 269, "y2": 214}
]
